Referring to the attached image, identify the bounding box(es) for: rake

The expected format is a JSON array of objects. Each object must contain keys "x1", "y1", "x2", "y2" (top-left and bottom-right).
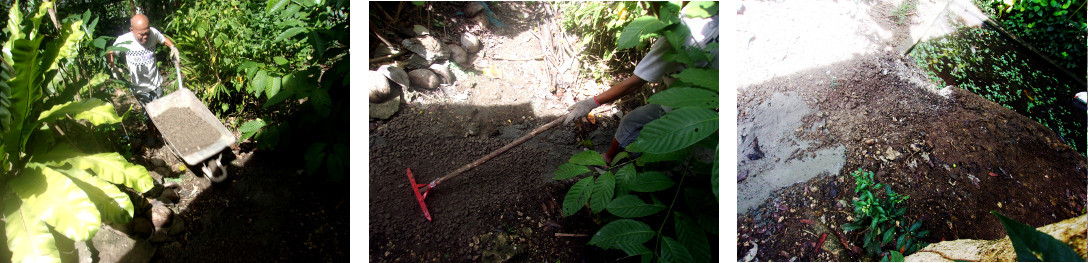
[{"x1": 406, "y1": 114, "x2": 568, "y2": 221}]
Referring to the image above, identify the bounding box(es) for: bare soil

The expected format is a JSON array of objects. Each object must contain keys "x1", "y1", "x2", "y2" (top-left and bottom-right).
[
  {"x1": 101, "y1": 79, "x2": 348, "y2": 261},
  {"x1": 736, "y1": 0, "x2": 1086, "y2": 261},
  {"x1": 154, "y1": 107, "x2": 219, "y2": 156},
  {"x1": 368, "y1": 1, "x2": 648, "y2": 262}
]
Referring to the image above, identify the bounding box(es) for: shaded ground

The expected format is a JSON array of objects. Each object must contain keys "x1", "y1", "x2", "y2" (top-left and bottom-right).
[
  {"x1": 736, "y1": 0, "x2": 1086, "y2": 261},
  {"x1": 96, "y1": 65, "x2": 348, "y2": 261},
  {"x1": 368, "y1": 2, "x2": 646, "y2": 262}
]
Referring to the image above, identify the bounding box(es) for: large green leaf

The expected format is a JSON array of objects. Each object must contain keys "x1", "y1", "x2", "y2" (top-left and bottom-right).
[
  {"x1": 249, "y1": 70, "x2": 268, "y2": 95},
  {"x1": 648, "y1": 88, "x2": 718, "y2": 109},
  {"x1": 673, "y1": 68, "x2": 718, "y2": 91},
  {"x1": 265, "y1": 76, "x2": 282, "y2": 99},
  {"x1": 3, "y1": 193, "x2": 59, "y2": 263},
  {"x1": 238, "y1": 119, "x2": 266, "y2": 141},
  {"x1": 588, "y1": 219, "x2": 655, "y2": 249},
  {"x1": 10, "y1": 164, "x2": 101, "y2": 241},
  {"x1": 627, "y1": 171, "x2": 675, "y2": 192},
  {"x1": 674, "y1": 211, "x2": 712, "y2": 263},
  {"x1": 614, "y1": 242, "x2": 651, "y2": 257},
  {"x1": 44, "y1": 19, "x2": 85, "y2": 72},
  {"x1": 58, "y1": 153, "x2": 154, "y2": 193},
  {"x1": 992, "y1": 211, "x2": 1084, "y2": 261},
  {"x1": 562, "y1": 177, "x2": 594, "y2": 217},
  {"x1": 309, "y1": 87, "x2": 331, "y2": 118},
  {"x1": 275, "y1": 27, "x2": 309, "y2": 42},
  {"x1": 660, "y1": 236, "x2": 694, "y2": 263},
  {"x1": 589, "y1": 172, "x2": 615, "y2": 214},
  {"x1": 682, "y1": 1, "x2": 719, "y2": 18},
  {"x1": 607, "y1": 195, "x2": 665, "y2": 218},
  {"x1": 569, "y1": 150, "x2": 606, "y2": 166},
  {"x1": 553, "y1": 163, "x2": 591, "y2": 180},
  {"x1": 617, "y1": 16, "x2": 666, "y2": 50},
  {"x1": 627, "y1": 108, "x2": 717, "y2": 154},
  {"x1": 634, "y1": 146, "x2": 691, "y2": 165},
  {"x1": 37, "y1": 98, "x2": 120, "y2": 125},
  {"x1": 58, "y1": 167, "x2": 133, "y2": 225},
  {"x1": 266, "y1": 0, "x2": 291, "y2": 13},
  {"x1": 613, "y1": 164, "x2": 636, "y2": 197}
]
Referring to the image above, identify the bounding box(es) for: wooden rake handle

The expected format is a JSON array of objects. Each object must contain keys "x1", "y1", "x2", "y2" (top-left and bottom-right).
[{"x1": 432, "y1": 114, "x2": 568, "y2": 186}]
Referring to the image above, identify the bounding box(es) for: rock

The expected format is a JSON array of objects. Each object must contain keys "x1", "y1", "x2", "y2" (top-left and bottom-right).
[
  {"x1": 378, "y1": 65, "x2": 410, "y2": 89},
  {"x1": 148, "y1": 227, "x2": 171, "y2": 243},
  {"x1": 449, "y1": 44, "x2": 468, "y2": 65},
  {"x1": 370, "y1": 95, "x2": 402, "y2": 120},
  {"x1": 398, "y1": 54, "x2": 430, "y2": 70},
  {"x1": 864, "y1": 138, "x2": 877, "y2": 145},
  {"x1": 373, "y1": 43, "x2": 393, "y2": 58},
  {"x1": 743, "y1": 243, "x2": 759, "y2": 262},
  {"x1": 149, "y1": 158, "x2": 167, "y2": 167},
  {"x1": 166, "y1": 218, "x2": 186, "y2": 236},
  {"x1": 473, "y1": 14, "x2": 490, "y2": 29},
  {"x1": 368, "y1": 70, "x2": 395, "y2": 103},
  {"x1": 429, "y1": 63, "x2": 453, "y2": 84},
  {"x1": 150, "y1": 203, "x2": 173, "y2": 228},
  {"x1": 884, "y1": 146, "x2": 901, "y2": 160},
  {"x1": 92, "y1": 225, "x2": 155, "y2": 263},
  {"x1": 72, "y1": 239, "x2": 93, "y2": 263},
  {"x1": 401, "y1": 35, "x2": 450, "y2": 63},
  {"x1": 904, "y1": 215, "x2": 1087, "y2": 261},
  {"x1": 163, "y1": 181, "x2": 180, "y2": 189},
  {"x1": 408, "y1": 69, "x2": 440, "y2": 90},
  {"x1": 465, "y1": 2, "x2": 485, "y2": 16},
  {"x1": 461, "y1": 32, "x2": 481, "y2": 53},
  {"x1": 412, "y1": 24, "x2": 430, "y2": 36},
  {"x1": 159, "y1": 188, "x2": 180, "y2": 204}
]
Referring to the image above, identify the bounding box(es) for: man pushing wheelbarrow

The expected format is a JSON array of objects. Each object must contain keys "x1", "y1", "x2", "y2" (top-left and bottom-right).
[{"x1": 106, "y1": 13, "x2": 234, "y2": 183}]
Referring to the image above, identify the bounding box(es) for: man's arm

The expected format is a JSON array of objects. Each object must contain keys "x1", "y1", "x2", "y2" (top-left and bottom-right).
[{"x1": 595, "y1": 75, "x2": 648, "y2": 105}]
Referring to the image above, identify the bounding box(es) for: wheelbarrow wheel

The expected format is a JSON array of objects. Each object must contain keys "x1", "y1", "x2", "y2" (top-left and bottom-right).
[{"x1": 203, "y1": 157, "x2": 228, "y2": 183}]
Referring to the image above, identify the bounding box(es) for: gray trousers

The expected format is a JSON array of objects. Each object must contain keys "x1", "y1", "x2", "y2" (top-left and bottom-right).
[{"x1": 615, "y1": 104, "x2": 671, "y2": 148}]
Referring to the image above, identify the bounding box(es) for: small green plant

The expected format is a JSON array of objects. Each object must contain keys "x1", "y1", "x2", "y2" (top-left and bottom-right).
[
  {"x1": 892, "y1": 0, "x2": 917, "y2": 25},
  {"x1": 842, "y1": 168, "x2": 928, "y2": 259},
  {"x1": 992, "y1": 211, "x2": 1084, "y2": 261}
]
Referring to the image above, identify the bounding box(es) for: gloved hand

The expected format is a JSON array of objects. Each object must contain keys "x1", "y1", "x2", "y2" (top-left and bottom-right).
[
  {"x1": 169, "y1": 46, "x2": 180, "y2": 63},
  {"x1": 110, "y1": 66, "x2": 125, "y2": 79},
  {"x1": 564, "y1": 96, "x2": 600, "y2": 125}
]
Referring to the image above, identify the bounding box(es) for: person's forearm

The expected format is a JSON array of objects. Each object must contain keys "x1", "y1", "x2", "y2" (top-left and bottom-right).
[
  {"x1": 164, "y1": 37, "x2": 175, "y2": 48},
  {"x1": 595, "y1": 75, "x2": 648, "y2": 105},
  {"x1": 106, "y1": 52, "x2": 114, "y2": 67}
]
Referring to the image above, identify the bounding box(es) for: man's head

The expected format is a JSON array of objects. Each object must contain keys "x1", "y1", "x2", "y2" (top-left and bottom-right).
[{"x1": 129, "y1": 14, "x2": 150, "y2": 45}]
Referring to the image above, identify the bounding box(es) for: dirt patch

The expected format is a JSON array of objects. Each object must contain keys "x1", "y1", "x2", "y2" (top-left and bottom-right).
[
  {"x1": 736, "y1": 54, "x2": 1087, "y2": 261},
  {"x1": 737, "y1": 0, "x2": 1087, "y2": 261},
  {"x1": 154, "y1": 107, "x2": 220, "y2": 156},
  {"x1": 368, "y1": 2, "x2": 644, "y2": 261}
]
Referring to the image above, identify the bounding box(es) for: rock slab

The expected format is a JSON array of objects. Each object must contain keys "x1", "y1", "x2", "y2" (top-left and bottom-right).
[{"x1": 92, "y1": 226, "x2": 156, "y2": 263}]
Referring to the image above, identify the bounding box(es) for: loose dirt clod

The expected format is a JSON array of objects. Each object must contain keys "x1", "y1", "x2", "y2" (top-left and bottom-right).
[{"x1": 156, "y1": 107, "x2": 219, "y2": 157}]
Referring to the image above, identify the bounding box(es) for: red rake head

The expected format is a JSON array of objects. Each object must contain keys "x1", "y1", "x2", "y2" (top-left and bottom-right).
[{"x1": 406, "y1": 168, "x2": 434, "y2": 221}]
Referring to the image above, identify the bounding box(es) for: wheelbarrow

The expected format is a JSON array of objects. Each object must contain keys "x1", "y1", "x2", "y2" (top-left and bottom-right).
[{"x1": 115, "y1": 60, "x2": 235, "y2": 183}]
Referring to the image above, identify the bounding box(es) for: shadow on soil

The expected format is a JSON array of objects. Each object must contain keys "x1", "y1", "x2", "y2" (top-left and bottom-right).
[{"x1": 369, "y1": 101, "x2": 639, "y2": 262}]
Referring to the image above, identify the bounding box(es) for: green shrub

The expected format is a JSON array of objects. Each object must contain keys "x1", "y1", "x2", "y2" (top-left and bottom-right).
[
  {"x1": 977, "y1": 0, "x2": 1086, "y2": 74},
  {"x1": 554, "y1": 2, "x2": 719, "y2": 261},
  {"x1": 842, "y1": 169, "x2": 928, "y2": 259}
]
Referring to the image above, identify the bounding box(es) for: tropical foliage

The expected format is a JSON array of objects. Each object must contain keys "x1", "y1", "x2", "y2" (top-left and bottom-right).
[
  {"x1": 168, "y1": 0, "x2": 349, "y2": 181},
  {"x1": 0, "y1": 1, "x2": 154, "y2": 262},
  {"x1": 554, "y1": 2, "x2": 719, "y2": 261}
]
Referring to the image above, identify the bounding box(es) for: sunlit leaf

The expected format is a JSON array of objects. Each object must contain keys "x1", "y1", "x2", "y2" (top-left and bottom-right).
[
  {"x1": 627, "y1": 108, "x2": 717, "y2": 154},
  {"x1": 569, "y1": 150, "x2": 606, "y2": 166},
  {"x1": 589, "y1": 172, "x2": 615, "y2": 214},
  {"x1": 617, "y1": 16, "x2": 666, "y2": 50},
  {"x1": 607, "y1": 195, "x2": 665, "y2": 218},
  {"x1": 3, "y1": 193, "x2": 59, "y2": 263},
  {"x1": 10, "y1": 164, "x2": 100, "y2": 241}
]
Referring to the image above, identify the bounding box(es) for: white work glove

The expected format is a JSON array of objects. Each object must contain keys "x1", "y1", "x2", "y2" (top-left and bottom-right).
[
  {"x1": 110, "y1": 66, "x2": 125, "y2": 79},
  {"x1": 169, "y1": 46, "x2": 180, "y2": 63},
  {"x1": 564, "y1": 97, "x2": 600, "y2": 125}
]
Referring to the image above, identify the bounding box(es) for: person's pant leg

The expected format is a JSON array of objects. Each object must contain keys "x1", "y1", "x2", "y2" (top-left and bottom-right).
[
  {"x1": 614, "y1": 104, "x2": 669, "y2": 148},
  {"x1": 133, "y1": 83, "x2": 162, "y2": 105}
]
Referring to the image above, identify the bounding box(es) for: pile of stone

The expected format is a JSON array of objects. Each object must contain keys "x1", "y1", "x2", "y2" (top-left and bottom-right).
[{"x1": 369, "y1": 22, "x2": 485, "y2": 120}]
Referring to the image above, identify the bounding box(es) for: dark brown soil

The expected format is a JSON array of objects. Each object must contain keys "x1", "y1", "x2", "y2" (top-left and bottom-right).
[
  {"x1": 155, "y1": 107, "x2": 220, "y2": 156},
  {"x1": 736, "y1": 54, "x2": 1087, "y2": 261}
]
